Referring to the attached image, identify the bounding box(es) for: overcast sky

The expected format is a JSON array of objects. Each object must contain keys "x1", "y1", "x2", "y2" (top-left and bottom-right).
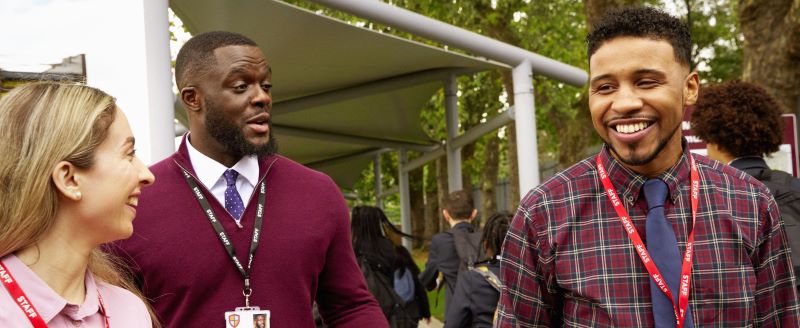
[{"x1": 0, "y1": 0, "x2": 190, "y2": 73}]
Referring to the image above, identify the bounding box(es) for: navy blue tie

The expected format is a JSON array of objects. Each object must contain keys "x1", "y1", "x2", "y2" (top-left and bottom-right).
[
  {"x1": 223, "y1": 169, "x2": 245, "y2": 220},
  {"x1": 643, "y1": 179, "x2": 693, "y2": 328}
]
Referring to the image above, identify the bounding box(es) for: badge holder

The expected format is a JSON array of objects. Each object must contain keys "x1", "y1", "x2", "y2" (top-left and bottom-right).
[{"x1": 225, "y1": 307, "x2": 270, "y2": 328}]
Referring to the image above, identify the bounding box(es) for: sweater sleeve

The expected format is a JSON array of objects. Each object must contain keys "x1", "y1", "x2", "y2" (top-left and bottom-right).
[{"x1": 313, "y1": 181, "x2": 388, "y2": 327}]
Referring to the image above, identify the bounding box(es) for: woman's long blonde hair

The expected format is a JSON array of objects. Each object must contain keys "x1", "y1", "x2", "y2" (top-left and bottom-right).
[{"x1": 0, "y1": 82, "x2": 160, "y2": 326}]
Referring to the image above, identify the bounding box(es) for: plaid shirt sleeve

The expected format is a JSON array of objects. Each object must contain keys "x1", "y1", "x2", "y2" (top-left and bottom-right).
[
  {"x1": 496, "y1": 189, "x2": 561, "y2": 327},
  {"x1": 754, "y1": 195, "x2": 800, "y2": 326}
]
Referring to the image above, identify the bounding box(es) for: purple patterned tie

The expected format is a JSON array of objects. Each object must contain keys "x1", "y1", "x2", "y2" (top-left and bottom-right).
[{"x1": 223, "y1": 169, "x2": 245, "y2": 220}]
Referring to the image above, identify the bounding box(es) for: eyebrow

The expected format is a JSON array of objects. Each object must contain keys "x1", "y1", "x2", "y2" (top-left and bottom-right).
[
  {"x1": 224, "y1": 65, "x2": 272, "y2": 80},
  {"x1": 121, "y1": 137, "x2": 135, "y2": 150},
  {"x1": 589, "y1": 68, "x2": 667, "y2": 85}
]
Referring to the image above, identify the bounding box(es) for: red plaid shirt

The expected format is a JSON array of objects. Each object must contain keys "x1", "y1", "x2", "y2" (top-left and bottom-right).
[{"x1": 497, "y1": 145, "x2": 800, "y2": 327}]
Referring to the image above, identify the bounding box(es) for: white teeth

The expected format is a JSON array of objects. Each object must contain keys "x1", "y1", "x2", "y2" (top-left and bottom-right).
[
  {"x1": 126, "y1": 198, "x2": 138, "y2": 207},
  {"x1": 615, "y1": 122, "x2": 648, "y2": 134}
]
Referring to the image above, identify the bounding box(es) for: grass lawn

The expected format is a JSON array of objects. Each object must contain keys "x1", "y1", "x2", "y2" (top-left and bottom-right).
[{"x1": 412, "y1": 248, "x2": 446, "y2": 322}]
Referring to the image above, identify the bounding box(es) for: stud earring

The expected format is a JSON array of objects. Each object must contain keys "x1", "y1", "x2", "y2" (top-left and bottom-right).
[{"x1": 74, "y1": 191, "x2": 82, "y2": 199}]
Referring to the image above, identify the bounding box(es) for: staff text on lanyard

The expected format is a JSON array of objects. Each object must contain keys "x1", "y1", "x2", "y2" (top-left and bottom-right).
[
  {"x1": 596, "y1": 156, "x2": 699, "y2": 328},
  {"x1": 182, "y1": 169, "x2": 266, "y2": 307}
]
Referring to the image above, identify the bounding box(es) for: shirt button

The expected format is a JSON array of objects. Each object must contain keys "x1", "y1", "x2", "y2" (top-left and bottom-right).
[{"x1": 72, "y1": 320, "x2": 83, "y2": 327}]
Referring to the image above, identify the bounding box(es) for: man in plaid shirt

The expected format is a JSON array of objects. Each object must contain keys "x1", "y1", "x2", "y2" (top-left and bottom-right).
[{"x1": 496, "y1": 6, "x2": 800, "y2": 327}]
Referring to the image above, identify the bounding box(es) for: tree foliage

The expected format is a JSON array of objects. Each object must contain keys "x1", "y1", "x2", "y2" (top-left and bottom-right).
[{"x1": 284, "y1": 0, "x2": 753, "y2": 229}]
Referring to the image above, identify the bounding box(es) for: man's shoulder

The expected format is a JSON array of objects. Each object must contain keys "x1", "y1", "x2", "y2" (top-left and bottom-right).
[
  {"x1": 266, "y1": 155, "x2": 337, "y2": 187},
  {"x1": 519, "y1": 155, "x2": 598, "y2": 207}
]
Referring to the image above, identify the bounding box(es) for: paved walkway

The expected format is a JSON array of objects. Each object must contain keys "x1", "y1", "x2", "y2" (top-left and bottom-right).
[{"x1": 418, "y1": 317, "x2": 444, "y2": 328}]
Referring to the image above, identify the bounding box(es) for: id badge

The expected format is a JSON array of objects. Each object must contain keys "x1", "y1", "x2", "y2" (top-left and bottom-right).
[{"x1": 225, "y1": 307, "x2": 270, "y2": 328}]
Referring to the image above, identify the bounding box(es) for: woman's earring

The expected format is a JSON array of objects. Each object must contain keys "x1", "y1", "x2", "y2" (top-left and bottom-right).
[{"x1": 74, "y1": 191, "x2": 82, "y2": 200}]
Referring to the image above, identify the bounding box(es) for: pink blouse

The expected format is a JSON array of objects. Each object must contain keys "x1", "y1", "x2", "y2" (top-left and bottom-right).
[{"x1": 0, "y1": 254, "x2": 152, "y2": 327}]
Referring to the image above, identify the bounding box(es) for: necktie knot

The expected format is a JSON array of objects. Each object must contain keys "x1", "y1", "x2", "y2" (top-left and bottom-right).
[
  {"x1": 223, "y1": 169, "x2": 239, "y2": 187},
  {"x1": 643, "y1": 178, "x2": 668, "y2": 210}
]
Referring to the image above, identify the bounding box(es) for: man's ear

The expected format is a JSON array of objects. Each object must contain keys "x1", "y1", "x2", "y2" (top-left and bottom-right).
[
  {"x1": 51, "y1": 161, "x2": 82, "y2": 201},
  {"x1": 180, "y1": 87, "x2": 201, "y2": 113},
  {"x1": 442, "y1": 209, "x2": 451, "y2": 221},
  {"x1": 469, "y1": 209, "x2": 478, "y2": 220},
  {"x1": 684, "y1": 71, "x2": 700, "y2": 106}
]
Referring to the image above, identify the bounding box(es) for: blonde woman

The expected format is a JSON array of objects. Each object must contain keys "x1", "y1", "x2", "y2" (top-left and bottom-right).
[{"x1": 0, "y1": 82, "x2": 157, "y2": 327}]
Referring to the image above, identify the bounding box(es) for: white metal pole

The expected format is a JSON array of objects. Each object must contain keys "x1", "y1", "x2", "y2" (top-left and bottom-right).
[
  {"x1": 513, "y1": 61, "x2": 539, "y2": 198},
  {"x1": 143, "y1": 0, "x2": 175, "y2": 162},
  {"x1": 308, "y1": 0, "x2": 587, "y2": 87},
  {"x1": 398, "y1": 149, "x2": 413, "y2": 249},
  {"x1": 445, "y1": 74, "x2": 463, "y2": 192}
]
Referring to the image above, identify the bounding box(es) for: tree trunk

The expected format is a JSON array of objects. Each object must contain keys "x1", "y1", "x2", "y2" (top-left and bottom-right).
[
  {"x1": 409, "y1": 164, "x2": 425, "y2": 248},
  {"x1": 739, "y1": 0, "x2": 800, "y2": 114},
  {"x1": 423, "y1": 162, "x2": 440, "y2": 249},
  {"x1": 481, "y1": 134, "x2": 500, "y2": 222},
  {"x1": 436, "y1": 157, "x2": 449, "y2": 232},
  {"x1": 500, "y1": 70, "x2": 520, "y2": 210}
]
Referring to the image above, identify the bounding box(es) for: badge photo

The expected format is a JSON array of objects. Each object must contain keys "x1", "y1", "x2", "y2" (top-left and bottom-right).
[{"x1": 225, "y1": 309, "x2": 270, "y2": 328}]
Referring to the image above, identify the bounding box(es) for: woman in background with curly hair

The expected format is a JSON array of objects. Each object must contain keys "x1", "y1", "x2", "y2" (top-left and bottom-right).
[
  {"x1": 0, "y1": 82, "x2": 157, "y2": 327},
  {"x1": 691, "y1": 80, "x2": 800, "y2": 293}
]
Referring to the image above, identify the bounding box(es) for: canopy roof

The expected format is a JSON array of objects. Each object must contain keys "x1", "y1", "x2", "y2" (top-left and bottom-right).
[{"x1": 170, "y1": 0, "x2": 507, "y2": 188}]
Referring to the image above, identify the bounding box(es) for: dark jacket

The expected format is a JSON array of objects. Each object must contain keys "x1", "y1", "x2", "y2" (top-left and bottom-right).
[
  {"x1": 420, "y1": 221, "x2": 476, "y2": 311},
  {"x1": 731, "y1": 157, "x2": 800, "y2": 285},
  {"x1": 444, "y1": 260, "x2": 501, "y2": 328}
]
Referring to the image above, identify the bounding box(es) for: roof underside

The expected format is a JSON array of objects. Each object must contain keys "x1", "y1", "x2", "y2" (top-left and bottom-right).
[{"x1": 170, "y1": 0, "x2": 506, "y2": 188}]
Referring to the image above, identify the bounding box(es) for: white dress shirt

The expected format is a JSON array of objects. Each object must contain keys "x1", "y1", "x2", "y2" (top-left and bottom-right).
[{"x1": 185, "y1": 134, "x2": 259, "y2": 222}]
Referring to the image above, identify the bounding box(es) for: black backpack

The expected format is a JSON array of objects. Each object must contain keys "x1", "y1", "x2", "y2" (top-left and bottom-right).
[
  {"x1": 451, "y1": 226, "x2": 485, "y2": 272},
  {"x1": 752, "y1": 168, "x2": 800, "y2": 283},
  {"x1": 357, "y1": 255, "x2": 417, "y2": 328}
]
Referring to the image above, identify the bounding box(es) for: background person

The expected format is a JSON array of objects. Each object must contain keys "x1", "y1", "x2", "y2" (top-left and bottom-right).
[
  {"x1": 420, "y1": 190, "x2": 479, "y2": 313},
  {"x1": 691, "y1": 80, "x2": 800, "y2": 291},
  {"x1": 113, "y1": 31, "x2": 385, "y2": 327},
  {"x1": 496, "y1": 7, "x2": 799, "y2": 326},
  {"x1": 445, "y1": 212, "x2": 510, "y2": 328},
  {"x1": 0, "y1": 82, "x2": 156, "y2": 327},
  {"x1": 393, "y1": 244, "x2": 431, "y2": 326},
  {"x1": 351, "y1": 205, "x2": 420, "y2": 327}
]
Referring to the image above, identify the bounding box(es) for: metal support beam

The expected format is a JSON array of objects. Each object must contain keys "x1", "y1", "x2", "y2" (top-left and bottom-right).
[
  {"x1": 378, "y1": 186, "x2": 399, "y2": 199},
  {"x1": 273, "y1": 124, "x2": 437, "y2": 152},
  {"x1": 445, "y1": 74, "x2": 463, "y2": 192},
  {"x1": 513, "y1": 61, "x2": 539, "y2": 198},
  {"x1": 305, "y1": 148, "x2": 389, "y2": 169},
  {"x1": 398, "y1": 149, "x2": 413, "y2": 249},
  {"x1": 309, "y1": 0, "x2": 587, "y2": 87},
  {"x1": 273, "y1": 67, "x2": 476, "y2": 116},
  {"x1": 401, "y1": 107, "x2": 514, "y2": 173},
  {"x1": 451, "y1": 106, "x2": 514, "y2": 149},
  {"x1": 374, "y1": 155, "x2": 383, "y2": 209},
  {"x1": 403, "y1": 147, "x2": 446, "y2": 173}
]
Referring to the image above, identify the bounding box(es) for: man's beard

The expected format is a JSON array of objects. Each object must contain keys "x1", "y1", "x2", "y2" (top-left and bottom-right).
[
  {"x1": 205, "y1": 99, "x2": 277, "y2": 159},
  {"x1": 607, "y1": 123, "x2": 679, "y2": 166}
]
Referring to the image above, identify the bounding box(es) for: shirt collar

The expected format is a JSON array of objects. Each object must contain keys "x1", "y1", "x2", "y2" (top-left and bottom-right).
[
  {"x1": 185, "y1": 133, "x2": 260, "y2": 189},
  {"x1": 598, "y1": 139, "x2": 694, "y2": 206},
  {"x1": 1, "y1": 254, "x2": 104, "y2": 322}
]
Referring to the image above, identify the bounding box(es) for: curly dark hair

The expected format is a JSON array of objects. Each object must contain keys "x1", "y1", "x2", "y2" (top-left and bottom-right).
[
  {"x1": 691, "y1": 80, "x2": 784, "y2": 158},
  {"x1": 482, "y1": 212, "x2": 511, "y2": 262},
  {"x1": 586, "y1": 6, "x2": 692, "y2": 68}
]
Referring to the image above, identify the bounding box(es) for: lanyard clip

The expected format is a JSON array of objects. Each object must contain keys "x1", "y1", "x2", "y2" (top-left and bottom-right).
[{"x1": 243, "y1": 278, "x2": 252, "y2": 307}]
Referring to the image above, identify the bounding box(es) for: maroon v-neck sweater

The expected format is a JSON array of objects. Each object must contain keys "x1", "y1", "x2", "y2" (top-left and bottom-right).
[{"x1": 113, "y1": 139, "x2": 385, "y2": 327}]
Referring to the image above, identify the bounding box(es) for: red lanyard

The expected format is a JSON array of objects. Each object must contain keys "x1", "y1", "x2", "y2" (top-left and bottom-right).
[
  {"x1": 596, "y1": 156, "x2": 699, "y2": 328},
  {"x1": 0, "y1": 261, "x2": 111, "y2": 328}
]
